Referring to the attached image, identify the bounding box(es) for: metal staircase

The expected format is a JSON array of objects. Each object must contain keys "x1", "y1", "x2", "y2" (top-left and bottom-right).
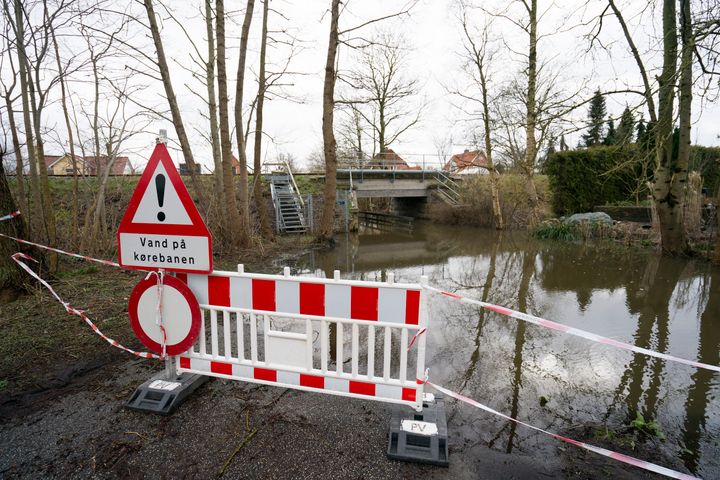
[
  {"x1": 269, "y1": 165, "x2": 307, "y2": 234},
  {"x1": 433, "y1": 171, "x2": 461, "y2": 205}
]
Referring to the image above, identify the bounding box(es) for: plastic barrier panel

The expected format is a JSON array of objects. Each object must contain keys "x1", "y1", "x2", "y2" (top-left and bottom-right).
[{"x1": 175, "y1": 267, "x2": 428, "y2": 411}]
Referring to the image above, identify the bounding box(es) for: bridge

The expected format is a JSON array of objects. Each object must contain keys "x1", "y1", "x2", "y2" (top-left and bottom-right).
[{"x1": 336, "y1": 167, "x2": 461, "y2": 205}]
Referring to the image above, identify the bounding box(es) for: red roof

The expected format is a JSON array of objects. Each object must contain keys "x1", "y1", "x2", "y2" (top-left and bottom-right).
[
  {"x1": 45, "y1": 154, "x2": 129, "y2": 175},
  {"x1": 443, "y1": 150, "x2": 489, "y2": 173},
  {"x1": 369, "y1": 149, "x2": 421, "y2": 170}
]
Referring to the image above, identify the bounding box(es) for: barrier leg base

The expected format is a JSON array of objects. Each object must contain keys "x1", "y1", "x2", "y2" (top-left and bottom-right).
[
  {"x1": 387, "y1": 393, "x2": 449, "y2": 467},
  {"x1": 126, "y1": 371, "x2": 208, "y2": 416}
]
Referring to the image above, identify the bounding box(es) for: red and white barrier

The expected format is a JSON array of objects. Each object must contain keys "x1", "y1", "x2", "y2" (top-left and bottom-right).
[{"x1": 175, "y1": 266, "x2": 429, "y2": 411}]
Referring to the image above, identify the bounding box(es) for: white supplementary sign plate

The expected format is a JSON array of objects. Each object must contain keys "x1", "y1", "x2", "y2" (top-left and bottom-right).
[
  {"x1": 401, "y1": 420, "x2": 439, "y2": 436},
  {"x1": 149, "y1": 380, "x2": 181, "y2": 391},
  {"x1": 119, "y1": 233, "x2": 210, "y2": 271}
]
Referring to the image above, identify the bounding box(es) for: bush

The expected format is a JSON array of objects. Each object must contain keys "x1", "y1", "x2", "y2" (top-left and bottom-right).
[
  {"x1": 545, "y1": 144, "x2": 720, "y2": 215},
  {"x1": 531, "y1": 221, "x2": 578, "y2": 241},
  {"x1": 429, "y1": 174, "x2": 551, "y2": 228},
  {"x1": 544, "y1": 146, "x2": 643, "y2": 215}
]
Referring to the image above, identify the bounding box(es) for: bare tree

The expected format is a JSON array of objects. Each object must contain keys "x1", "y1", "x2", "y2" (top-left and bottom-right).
[
  {"x1": 79, "y1": 78, "x2": 152, "y2": 253},
  {"x1": 143, "y1": 0, "x2": 209, "y2": 216},
  {"x1": 317, "y1": 2, "x2": 417, "y2": 241},
  {"x1": 523, "y1": 0, "x2": 540, "y2": 227},
  {"x1": 456, "y1": 3, "x2": 503, "y2": 229},
  {"x1": 233, "y1": 0, "x2": 255, "y2": 247},
  {"x1": 0, "y1": 26, "x2": 27, "y2": 222},
  {"x1": 317, "y1": 0, "x2": 340, "y2": 242},
  {"x1": 204, "y1": 0, "x2": 223, "y2": 199},
  {"x1": 342, "y1": 30, "x2": 422, "y2": 156},
  {"x1": 215, "y1": 0, "x2": 247, "y2": 247},
  {"x1": 50, "y1": 20, "x2": 79, "y2": 247},
  {"x1": 251, "y1": 0, "x2": 275, "y2": 240}
]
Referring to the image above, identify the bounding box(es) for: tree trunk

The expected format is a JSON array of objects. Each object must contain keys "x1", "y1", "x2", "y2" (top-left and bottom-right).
[
  {"x1": 234, "y1": 0, "x2": 255, "y2": 245},
  {"x1": 51, "y1": 26, "x2": 79, "y2": 248},
  {"x1": 13, "y1": 0, "x2": 43, "y2": 241},
  {"x1": 143, "y1": 0, "x2": 210, "y2": 217},
  {"x1": 652, "y1": 0, "x2": 688, "y2": 255},
  {"x1": 715, "y1": 202, "x2": 720, "y2": 265},
  {"x1": 28, "y1": 74, "x2": 57, "y2": 271},
  {"x1": 524, "y1": 0, "x2": 540, "y2": 228},
  {"x1": 317, "y1": 0, "x2": 340, "y2": 242},
  {"x1": 0, "y1": 154, "x2": 31, "y2": 299},
  {"x1": 204, "y1": 0, "x2": 224, "y2": 207},
  {"x1": 252, "y1": 0, "x2": 275, "y2": 240},
  {"x1": 480, "y1": 69, "x2": 503, "y2": 230},
  {"x1": 4, "y1": 95, "x2": 28, "y2": 222},
  {"x1": 216, "y1": 0, "x2": 246, "y2": 248}
]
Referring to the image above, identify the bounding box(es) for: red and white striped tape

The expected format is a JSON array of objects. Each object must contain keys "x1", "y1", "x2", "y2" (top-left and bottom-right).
[
  {"x1": 0, "y1": 210, "x2": 20, "y2": 222},
  {"x1": 0, "y1": 232, "x2": 120, "y2": 268},
  {"x1": 424, "y1": 285, "x2": 720, "y2": 373},
  {"x1": 178, "y1": 272, "x2": 422, "y2": 325},
  {"x1": 12, "y1": 252, "x2": 162, "y2": 360},
  {"x1": 422, "y1": 379, "x2": 699, "y2": 480}
]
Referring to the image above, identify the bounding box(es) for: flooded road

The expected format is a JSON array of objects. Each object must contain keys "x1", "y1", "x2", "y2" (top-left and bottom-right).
[{"x1": 295, "y1": 223, "x2": 720, "y2": 478}]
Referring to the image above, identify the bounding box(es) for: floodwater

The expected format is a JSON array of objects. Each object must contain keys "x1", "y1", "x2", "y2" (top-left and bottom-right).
[{"x1": 294, "y1": 223, "x2": 720, "y2": 478}]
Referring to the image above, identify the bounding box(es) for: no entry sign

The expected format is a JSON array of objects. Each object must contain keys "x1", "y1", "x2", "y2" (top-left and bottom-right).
[
  {"x1": 117, "y1": 144, "x2": 212, "y2": 273},
  {"x1": 128, "y1": 274, "x2": 201, "y2": 356}
]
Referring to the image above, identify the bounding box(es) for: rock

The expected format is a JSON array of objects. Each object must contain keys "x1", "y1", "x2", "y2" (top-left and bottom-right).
[{"x1": 563, "y1": 212, "x2": 613, "y2": 225}]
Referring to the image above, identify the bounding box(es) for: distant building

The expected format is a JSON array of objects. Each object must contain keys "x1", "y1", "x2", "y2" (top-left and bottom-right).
[
  {"x1": 179, "y1": 162, "x2": 202, "y2": 175},
  {"x1": 443, "y1": 149, "x2": 489, "y2": 175},
  {"x1": 367, "y1": 149, "x2": 421, "y2": 170},
  {"x1": 44, "y1": 154, "x2": 130, "y2": 176}
]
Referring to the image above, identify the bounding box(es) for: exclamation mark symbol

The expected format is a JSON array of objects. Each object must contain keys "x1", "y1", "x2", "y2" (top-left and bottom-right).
[{"x1": 156, "y1": 174, "x2": 166, "y2": 222}]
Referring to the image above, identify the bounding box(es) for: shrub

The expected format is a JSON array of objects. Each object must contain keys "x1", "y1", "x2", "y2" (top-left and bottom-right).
[
  {"x1": 544, "y1": 145, "x2": 643, "y2": 215},
  {"x1": 429, "y1": 174, "x2": 551, "y2": 228}
]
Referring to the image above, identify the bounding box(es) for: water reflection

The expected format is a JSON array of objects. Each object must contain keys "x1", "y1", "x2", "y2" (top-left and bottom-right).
[
  {"x1": 292, "y1": 223, "x2": 720, "y2": 476},
  {"x1": 681, "y1": 273, "x2": 720, "y2": 474}
]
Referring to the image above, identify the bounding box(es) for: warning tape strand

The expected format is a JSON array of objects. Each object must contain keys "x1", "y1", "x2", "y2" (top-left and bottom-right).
[
  {"x1": 423, "y1": 285, "x2": 720, "y2": 374},
  {"x1": 11, "y1": 253, "x2": 162, "y2": 360},
  {"x1": 0, "y1": 210, "x2": 20, "y2": 222},
  {"x1": 422, "y1": 379, "x2": 699, "y2": 480},
  {"x1": 0, "y1": 232, "x2": 120, "y2": 268}
]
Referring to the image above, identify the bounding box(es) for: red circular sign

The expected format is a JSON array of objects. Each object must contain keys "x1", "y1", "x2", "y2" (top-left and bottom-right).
[{"x1": 128, "y1": 275, "x2": 201, "y2": 356}]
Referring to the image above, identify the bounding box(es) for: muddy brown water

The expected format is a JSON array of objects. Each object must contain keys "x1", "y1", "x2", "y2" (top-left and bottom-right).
[{"x1": 294, "y1": 223, "x2": 720, "y2": 478}]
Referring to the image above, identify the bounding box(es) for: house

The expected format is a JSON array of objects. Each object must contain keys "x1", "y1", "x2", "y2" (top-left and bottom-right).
[
  {"x1": 367, "y1": 149, "x2": 421, "y2": 170},
  {"x1": 179, "y1": 162, "x2": 202, "y2": 175},
  {"x1": 44, "y1": 154, "x2": 130, "y2": 176},
  {"x1": 443, "y1": 149, "x2": 489, "y2": 175}
]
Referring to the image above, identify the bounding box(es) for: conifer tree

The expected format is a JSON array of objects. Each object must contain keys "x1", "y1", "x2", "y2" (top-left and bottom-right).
[
  {"x1": 559, "y1": 135, "x2": 569, "y2": 151},
  {"x1": 582, "y1": 89, "x2": 607, "y2": 147},
  {"x1": 603, "y1": 119, "x2": 617, "y2": 145},
  {"x1": 616, "y1": 106, "x2": 635, "y2": 145}
]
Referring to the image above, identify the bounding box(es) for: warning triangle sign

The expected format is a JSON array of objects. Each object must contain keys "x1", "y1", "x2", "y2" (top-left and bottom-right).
[{"x1": 117, "y1": 143, "x2": 213, "y2": 273}]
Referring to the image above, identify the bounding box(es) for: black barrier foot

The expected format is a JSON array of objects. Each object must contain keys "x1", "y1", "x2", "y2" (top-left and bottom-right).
[
  {"x1": 387, "y1": 393, "x2": 449, "y2": 467},
  {"x1": 126, "y1": 371, "x2": 208, "y2": 415}
]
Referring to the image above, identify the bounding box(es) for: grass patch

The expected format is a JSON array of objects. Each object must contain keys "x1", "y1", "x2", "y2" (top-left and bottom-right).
[
  {"x1": 531, "y1": 221, "x2": 578, "y2": 241},
  {"x1": 56, "y1": 265, "x2": 99, "y2": 278}
]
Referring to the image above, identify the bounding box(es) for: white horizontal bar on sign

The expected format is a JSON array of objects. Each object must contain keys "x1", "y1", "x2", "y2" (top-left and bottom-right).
[
  {"x1": 206, "y1": 269, "x2": 422, "y2": 291},
  {"x1": 266, "y1": 330, "x2": 307, "y2": 341},
  {"x1": 199, "y1": 304, "x2": 426, "y2": 330},
  {"x1": 183, "y1": 352, "x2": 419, "y2": 389}
]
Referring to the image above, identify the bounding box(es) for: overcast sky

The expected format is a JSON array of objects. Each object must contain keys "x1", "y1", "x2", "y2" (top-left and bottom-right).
[{"x1": 8, "y1": 0, "x2": 720, "y2": 172}]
